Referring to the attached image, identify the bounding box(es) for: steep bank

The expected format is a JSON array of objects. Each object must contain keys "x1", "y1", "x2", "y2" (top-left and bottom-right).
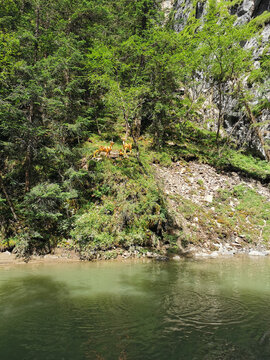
[
  {"x1": 155, "y1": 160, "x2": 270, "y2": 257},
  {"x1": 3, "y1": 128, "x2": 270, "y2": 261}
]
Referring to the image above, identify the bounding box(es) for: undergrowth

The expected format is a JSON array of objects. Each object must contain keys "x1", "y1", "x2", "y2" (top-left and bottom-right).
[
  {"x1": 169, "y1": 183, "x2": 270, "y2": 248},
  {"x1": 71, "y1": 146, "x2": 173, "y2": 259},
  {"x1": 163, "y1": 122, "x2": 270, "y2": 182}
]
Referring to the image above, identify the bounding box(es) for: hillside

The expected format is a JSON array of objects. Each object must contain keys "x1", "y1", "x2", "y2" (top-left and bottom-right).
[
  {"x1": 0, "y1": 0, "x2": 269, "y2": 260},
  {"x1": 155, "y1": 160, "x2": 270, "y2": 257}
]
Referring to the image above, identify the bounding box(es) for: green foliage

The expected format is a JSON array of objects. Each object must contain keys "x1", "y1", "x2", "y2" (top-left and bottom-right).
[
  {"x1": 170, "y1": 179, "x2": 270, "y2": 247},
  {"x1": 199, "y1": 2, "x2": 253, "y2": 82},
  {"x1": 226, "y1": 152, "x2": 270, "y2": 180},
  {"x1": 0, "y1": 237, "x2": 17, "y2": 252},
  {"x1": 164, "y1": 121, "x2": 270, "y2": 181},
  {"x1": 250, "y1": 11, "x2": 270, "y2": 26},
  {"x1": 71, "y1": 154, "x2": 169, "y2": 255},
  {"x1": 0, "y1": 0, "x2": 269, "y2": 256},
  {"x1": 20, "y1": 183, "x2": 77, "y2": 246},
  {"x1": 214, "y1": 184, "x2": 270, "y2": 243}
]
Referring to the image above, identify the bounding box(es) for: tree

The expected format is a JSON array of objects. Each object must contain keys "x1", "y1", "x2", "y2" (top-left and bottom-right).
[{"x1": 197, "y1": 0, "x2": 254, "y2": 143}]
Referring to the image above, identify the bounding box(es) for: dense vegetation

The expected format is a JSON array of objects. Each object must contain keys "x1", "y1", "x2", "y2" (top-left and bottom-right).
[{"x1": 0, "y1": 0, "x2": 269, "y2": 257}]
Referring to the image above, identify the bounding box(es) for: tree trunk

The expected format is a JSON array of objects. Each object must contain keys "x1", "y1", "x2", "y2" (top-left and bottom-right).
[
  {"x1": 130, "y1": 132, "x2": 148, "y2": 176},
  {"x1": 133, "y1": 117, "x2": 141, "y2": 140},
  {"x1": 25, "y1": 143, "x2": 32, "y2": 193},
  {"x1": 34, "y1": 5, "x2": 40, "y2": 62},
  {"x1": 121, "y1": 106, "x2": 130, "y2": 141},
  {"x1": 0, "y1": 174, "x2": 18, "y2": 221},
  {"x1": 216, "y1": 82, "x2": 223, "y2": 145},
  {"x1": 125, "y1": 117, "x2": 130, "y2": 140},
  {"x1": 25, "y1": 103, "x2": 33, "y2": 193}
]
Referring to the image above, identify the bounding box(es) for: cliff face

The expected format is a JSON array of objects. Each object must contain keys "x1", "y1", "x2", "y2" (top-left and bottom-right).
[
  {"x1": 174, "y1": 0, "x2": 270, "y2": 33},
  {"x1": 173, "y1": 0, "x2": 270, "y2": 159},
  {"x1": 235, "y1": 0, "x2": 270, "y2": 22}
]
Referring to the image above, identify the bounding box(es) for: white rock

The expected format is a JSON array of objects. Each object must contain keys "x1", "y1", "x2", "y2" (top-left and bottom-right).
[
  {"x1": 205, "y1": 194, "x2": 213, "y2": 203},
  {"x1": 231, "y1": 242, "x2": 241, "y2": 247},
  {"x1": 210, "y1": 251, "x2": 219, "y2": 258},
  {"x1": 44, "y1": 255, "x2": 59, "y2": 259},
  {"x1": 194, "y1": 252, "x2": 211, "y2": 258},
  {"x1": 248, "y1": 250, "x2": 266, "y2": 256}
]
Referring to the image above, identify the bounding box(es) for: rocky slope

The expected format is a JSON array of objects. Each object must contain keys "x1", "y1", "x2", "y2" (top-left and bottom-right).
[{"x1": 154, "y1": 160, "x2": 270, "y2": 257}]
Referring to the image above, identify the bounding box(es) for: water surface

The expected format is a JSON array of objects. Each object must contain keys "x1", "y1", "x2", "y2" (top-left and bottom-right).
[{"x1": 1, "y1": 257, "x2": 270, "y2": 359}]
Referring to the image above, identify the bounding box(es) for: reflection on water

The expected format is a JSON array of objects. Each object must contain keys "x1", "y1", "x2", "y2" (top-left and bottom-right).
[{"x1": 0, "y1": 258, "x2": 270, "y2": 359}]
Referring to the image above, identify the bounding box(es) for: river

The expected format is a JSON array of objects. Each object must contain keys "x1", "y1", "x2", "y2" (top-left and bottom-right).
[{"x1": 0, "y1": 257, "x2": 270, "y2": 359}]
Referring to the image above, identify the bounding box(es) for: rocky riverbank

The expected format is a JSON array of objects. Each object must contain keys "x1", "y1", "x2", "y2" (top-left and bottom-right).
[
  {"x1": 154, "y1": 160, "x2": 270, "y2": 256},
  {"x1": 2, "y1": 245, "x2": 270, "y2": 267},
  {"x1": 1, "y1": 158, "x2": 270, "y2": 265}
]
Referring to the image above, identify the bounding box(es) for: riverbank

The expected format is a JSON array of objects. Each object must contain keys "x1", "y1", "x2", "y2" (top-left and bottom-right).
[
  {"x1": 1, "y1": 131, "x2": 270, "y2": 260},
  {"x1": 155, "y1": 159, "x2": 270, "y2": 255},
  {"x1": 2, "y1": 243, "x2": 270, "y2": 267},
  {"x1": 0, "y1": 248, "x2": 81, "y2": 267}
]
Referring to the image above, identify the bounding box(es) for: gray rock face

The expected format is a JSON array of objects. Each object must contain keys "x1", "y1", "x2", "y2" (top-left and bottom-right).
[
  {"x1": 174, "y1": 0, "x2": 193, "y2": 32},
  {"x1": 235, "y1": 0, "x2": 270, "y2": 24},
  {"x1": 173, "y1": 0, "x2": 270, "y2": 159},
  {"x1": 174, "y1": 0, "x2": 207, "y2": 30},
  {"x1": 174, "y1": 0, "x2": 270, "y2": 28}
]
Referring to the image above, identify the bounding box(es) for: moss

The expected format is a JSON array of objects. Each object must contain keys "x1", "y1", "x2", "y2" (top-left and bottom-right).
[
  {"x1": 214, "y1": 184, "x2": 270, "y2": 243},
  {"x1": 162, "y1": 121, "x2": 270, "y2": 182},
  {"x1": 250, "y1": 11, "x2": 270, "y2": 27},
  {"x1": 247, "y1": 68, "x2": 264, "y2": 85},
  {"x1": 168, "y1": 177, "x2": 270, "y2": 248}
]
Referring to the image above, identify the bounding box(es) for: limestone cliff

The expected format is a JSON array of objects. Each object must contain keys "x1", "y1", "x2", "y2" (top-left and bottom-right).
[{"x1": 172, "y1": 0, "x2": 270, "y2": 159}]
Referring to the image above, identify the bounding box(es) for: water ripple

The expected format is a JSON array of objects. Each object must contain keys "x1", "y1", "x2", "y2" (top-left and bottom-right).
[{"x1": 164, "y1": 290, "x2": 254, "y2": 329}]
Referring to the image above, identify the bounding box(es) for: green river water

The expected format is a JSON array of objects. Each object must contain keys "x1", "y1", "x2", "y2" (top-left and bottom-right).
[{"x1": 1, "y1": 257, "x2": 270, "y2": 359}]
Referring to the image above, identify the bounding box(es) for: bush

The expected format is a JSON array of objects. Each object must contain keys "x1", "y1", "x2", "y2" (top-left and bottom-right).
[
  {"x1": 71, "y1": 155, "x2": 170, "y2": 256},
  {"x1": 20, "y1": 183, "x2": 77, "y2": 245}
]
